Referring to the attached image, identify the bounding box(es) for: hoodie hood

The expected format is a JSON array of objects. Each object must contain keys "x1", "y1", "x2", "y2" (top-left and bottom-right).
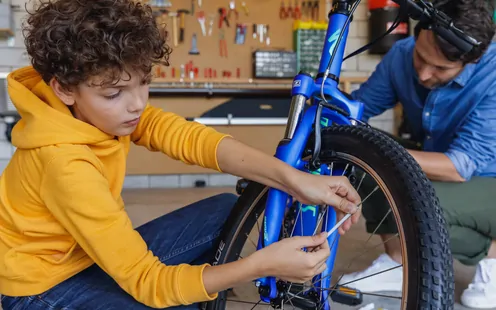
[{"x1": 7, "y1": 66, "x2": 113, "y2": 149}]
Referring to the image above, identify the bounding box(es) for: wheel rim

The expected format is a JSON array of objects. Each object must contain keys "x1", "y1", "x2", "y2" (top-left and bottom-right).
[{"x1": 218, "y1": 151, "x2": 411, "y2": 309}]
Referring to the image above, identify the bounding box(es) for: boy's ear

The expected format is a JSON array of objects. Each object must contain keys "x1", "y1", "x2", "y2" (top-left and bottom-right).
[{"x1": 49, "y1": 78, "x2": 76, "y2": 106}]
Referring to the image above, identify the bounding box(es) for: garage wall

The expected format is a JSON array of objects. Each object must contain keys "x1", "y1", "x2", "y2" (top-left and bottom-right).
[{"x1": 0, "y1": 0, "x2": 398, "y2": 187}]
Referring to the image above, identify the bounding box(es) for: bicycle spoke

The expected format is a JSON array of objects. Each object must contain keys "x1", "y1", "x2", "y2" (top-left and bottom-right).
[
  {"x1": 317, "y1": 286, "x2": 333, "y2": 310},
  {"x1": 289, "y1": 282, "x2": 402, "y2": 302},
  {"x1": 341, "y1": 163, "x2": 349, "y2": 176},
  {"x1": 256, "y1": 214, "x2": 261, "y2": 236},
  {"x1": 290, "y1": 206, "x2": 302, "y2": 237},
  {"x1": 363, "y1": 208, "x2": 392, "y2": 247},
  {"x1": 339, "y1": 265, "x2": 402, "y2": 287},
  {"x1": 298, "y1": 285, "x2": 403, "y2": 301},
  {"x1": 246, "y1": 233, "x2": 258, "y2": 249},
  {"x1": 356, "y1": 172, "x2": 367, "y2": 191},
  {"x1": 342, "y1": 233, "x2": 399, "y2": 271},
  {"x1": 313, "y1": 208, "x2": 326, "y2": 235},
  {"x1": 250, "y1": 299, "x2": 263, "y2": 310},
  {"x1": 225, "y1": 299, "x2": 268, "y2": 307}
]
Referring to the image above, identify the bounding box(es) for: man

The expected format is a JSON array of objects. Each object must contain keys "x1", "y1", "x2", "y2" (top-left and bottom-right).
[{"x1": 339, "y1": 0, "x2": 496, "y2": 308}]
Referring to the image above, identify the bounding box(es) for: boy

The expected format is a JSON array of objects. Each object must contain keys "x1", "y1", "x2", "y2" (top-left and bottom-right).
[{"x1": 0, "y1": 0, "x2": 361, "y2": 309}]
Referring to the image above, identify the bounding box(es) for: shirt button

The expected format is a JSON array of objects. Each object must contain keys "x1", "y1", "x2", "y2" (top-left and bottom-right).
[
  {"x1": 426, "y1": 136, "x2": 432, "y2": 140},
  {"x1": 425, "y1": 112, "x2": 430, "y2": 117}
]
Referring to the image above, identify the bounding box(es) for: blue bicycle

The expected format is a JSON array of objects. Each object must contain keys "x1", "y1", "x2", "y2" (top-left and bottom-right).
[{"x1": 205, "y1": 0, "x2": 480, "y2": 308}]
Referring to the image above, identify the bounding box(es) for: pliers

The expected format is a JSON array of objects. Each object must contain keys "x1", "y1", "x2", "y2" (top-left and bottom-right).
[
  {"x1": 218, "y1": 7, "x2": 229, "y2": 28},
  {"x1": 279, "y1": 0, "x2": 293, "y2": 20}
]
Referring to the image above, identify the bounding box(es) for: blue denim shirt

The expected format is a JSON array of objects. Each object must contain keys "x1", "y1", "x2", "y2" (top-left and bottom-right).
[{"x1": 351, "y1": 37, "x2": 496, "y2": 180}]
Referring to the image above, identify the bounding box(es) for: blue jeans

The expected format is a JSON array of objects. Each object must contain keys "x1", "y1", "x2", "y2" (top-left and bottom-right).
[{"x1": 1, "y1": 193, "x2": 238, "y2": 310}]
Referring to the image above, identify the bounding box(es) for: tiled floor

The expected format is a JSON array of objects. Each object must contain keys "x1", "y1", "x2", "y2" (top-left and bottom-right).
[
  {"x1": 0, "y1": 186, "x2": 488, "y2": 310},
  {"x1": 122, "y1": 186, "x2": 490, "y2": 310}
]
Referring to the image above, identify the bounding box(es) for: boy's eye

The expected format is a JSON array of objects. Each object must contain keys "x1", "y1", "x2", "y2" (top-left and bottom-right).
[{"x1": 104, "y1": 91, "x2": 121, "y2": 100}]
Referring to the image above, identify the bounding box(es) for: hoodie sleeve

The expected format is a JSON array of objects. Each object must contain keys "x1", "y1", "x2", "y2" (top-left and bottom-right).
[
  {"x1": 131, "y1": 104, "x2": 230, "y2": 172},
  {"x1": 40, "y1": 150, "x2": 217, "y2": 308}
]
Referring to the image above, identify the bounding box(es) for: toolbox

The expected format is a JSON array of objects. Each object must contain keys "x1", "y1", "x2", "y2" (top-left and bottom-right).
[{"x1": 252, "y1": 50, "x2": 298, "y2": 79}]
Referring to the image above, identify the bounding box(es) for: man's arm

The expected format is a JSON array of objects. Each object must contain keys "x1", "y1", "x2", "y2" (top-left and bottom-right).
[
  {"x1": 407, "y1": 150, "x2": 465, "y2": 182},
  {"x1": 351, "y1": 43, "x2": 400, "y2": 121},
  {"x1": 410, "y1": 92, "x2": 496, "y2": 182}
]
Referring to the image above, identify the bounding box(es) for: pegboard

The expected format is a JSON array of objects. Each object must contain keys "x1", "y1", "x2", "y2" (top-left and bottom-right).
[{"x1": 146, "y1": 0, "x2": 330, "y2": 81}]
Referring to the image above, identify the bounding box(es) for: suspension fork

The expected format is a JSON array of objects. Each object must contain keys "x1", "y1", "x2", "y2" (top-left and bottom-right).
[{"x1": 255, "y1": 94, "x2": 309, "y2": 300}]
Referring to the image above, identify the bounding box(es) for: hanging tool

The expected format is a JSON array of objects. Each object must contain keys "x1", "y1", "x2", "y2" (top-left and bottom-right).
[
  {"x1": 191, "y1": 0, "x2": 195, "y2": 14},
  {"x1": 258, "y1": 24, "x2": 265, "y2": 43},
  {"x1": 208, "y1": 14, "x2": 215, "y2": 35},
  {"x1": 279, "y1": 0, "x2": 293, "y2": 20},
  {"x1": 241, "y1": 2, "x2": 249, "y2": 16},
  {"x1": 252, "y1": 24, "x2": 257, "y2": 39},
  {"x1": 265, "y1": 25, "x2": 270, "y2": 46},
  {"x1": 152, "y1": 9, "x2": 168, "y2": 27},
  {"x1": 219, "y1": 29, "x2": 228, "y2": 57},
  {"x1": 189, "y1": 33, "x2": 200, "y2": 55},
  {"x1": 198, "y1": 0, "x2": 202, "y2": 8},
  {"x1": 311, "y1": 0, "x2": 319, "y2": 21},
  {"x1": 218, "y1": 8, "x2": 230, "y2": 28},
  {"x1": 177, "y1": 9, "x2": 190, "y2": 43},
  {"x1": 180, "y1": 64, "x2": 185, "y2": 79},
  {"x1": 235, "y1": 23, "x2": 247, "y2": 45},
  {"x1": 293, "y1": 0, "x2": 302, "y2": 20},
  {"x1": 228, "y1": 1, "x2": 239, "y2": 21},
  {"x1": 197, "y1": 11, "x2": 206, "y2": 36},
  {"x1": 168, "y1": 11, "x2": 179, "y2": 47}
]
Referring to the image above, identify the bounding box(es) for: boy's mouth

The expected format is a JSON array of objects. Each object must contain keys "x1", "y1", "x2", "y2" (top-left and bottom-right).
[{"x1": 123, "y1": 117, "x2": 140, "y2": 126}]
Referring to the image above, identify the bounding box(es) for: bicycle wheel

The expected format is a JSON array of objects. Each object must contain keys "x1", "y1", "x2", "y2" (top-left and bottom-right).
[{"x1": 204, "y1": 125, "x2": 454, "y2": 310}]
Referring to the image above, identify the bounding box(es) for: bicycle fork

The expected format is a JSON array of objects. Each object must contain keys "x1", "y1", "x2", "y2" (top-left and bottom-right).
[{"x1": 254, "y1": 94, "x2": 345, "y2": 309}]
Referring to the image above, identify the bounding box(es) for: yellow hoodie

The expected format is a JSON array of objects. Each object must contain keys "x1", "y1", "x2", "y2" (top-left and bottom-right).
[{"x1": 0, "y1": 66, "x2": 230, "y2": 308}]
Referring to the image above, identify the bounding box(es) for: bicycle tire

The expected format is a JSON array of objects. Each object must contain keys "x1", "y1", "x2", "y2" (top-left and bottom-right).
[{"x1": 204, "y1": 125, "x2": 455, "y2": 310}]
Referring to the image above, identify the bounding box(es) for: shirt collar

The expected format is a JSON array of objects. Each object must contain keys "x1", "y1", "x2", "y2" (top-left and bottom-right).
[{"x1": 452, "y1": 62, "x2": 477, "y2": 87}]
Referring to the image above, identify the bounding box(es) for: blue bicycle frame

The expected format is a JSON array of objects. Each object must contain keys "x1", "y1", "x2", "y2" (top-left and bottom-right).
[{"x1": 255, "y1": 2, "x2": 365, "y2": 309}]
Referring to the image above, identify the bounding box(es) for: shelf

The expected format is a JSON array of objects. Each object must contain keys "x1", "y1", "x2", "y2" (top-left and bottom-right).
[
  {"x1": 149, "y1": 78, "x2": 292, "y2": 97},
  {"x1": 148, "y1": 76, "x2": 369, "y2": 97}
]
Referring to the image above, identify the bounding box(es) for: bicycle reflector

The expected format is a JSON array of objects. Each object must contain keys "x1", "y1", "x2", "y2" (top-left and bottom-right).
[{"x1": 330, "y1": 285, "x2": 364, "y2": 306}]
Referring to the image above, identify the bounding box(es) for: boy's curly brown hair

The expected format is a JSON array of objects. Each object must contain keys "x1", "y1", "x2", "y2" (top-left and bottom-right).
[{"x1": 23, "y1": 0, "x2": 171, "y2": 89}]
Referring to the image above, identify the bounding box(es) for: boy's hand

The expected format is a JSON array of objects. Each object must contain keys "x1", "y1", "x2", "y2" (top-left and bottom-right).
[
  {"x1": 251, "y1": 232, "x2": 331, "y2": 283},
  {"x1": 286, "y1": 172, "x2": 362, "y2": 235}
]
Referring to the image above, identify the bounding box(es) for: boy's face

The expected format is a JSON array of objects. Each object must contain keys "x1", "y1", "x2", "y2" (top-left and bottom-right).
[
  {"x1": 52, "y1": 69, "x2": 150, "y2": 136},
  {"x1": 413, "y1": 30, "x2": 465, "y2": 89}
]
